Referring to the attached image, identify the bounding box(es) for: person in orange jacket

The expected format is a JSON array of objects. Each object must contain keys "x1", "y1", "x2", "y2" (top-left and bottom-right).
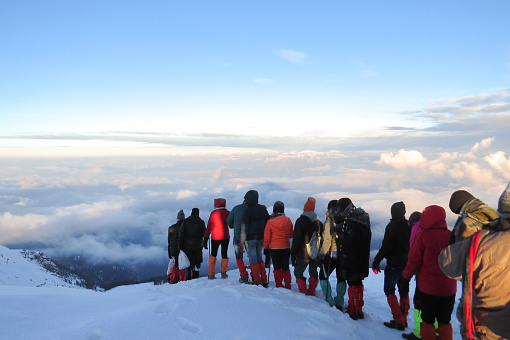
[
  {"x1": 264, "y1": 201, "x2": 294, "y2": 289},
  {"x1": 204, "y1": 198, "x2": 230, "y2": 280}
]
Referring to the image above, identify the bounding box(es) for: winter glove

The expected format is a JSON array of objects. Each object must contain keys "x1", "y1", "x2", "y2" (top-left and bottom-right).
[
  {"x1": 398, "y1": 276, "x2": 410, "y2": 296},
  {"x1": 372, "y1": 260, "x2": 381, "y2": 274},
  {"x1": 203, "y1": 238, "x2": 208, "y2": 249},
  {"x1": 263, "y1": 248, "x2": 268, "y2": 256},
  {"x1": 291, "y1": 256, "x2": 297, "y2": 267}
]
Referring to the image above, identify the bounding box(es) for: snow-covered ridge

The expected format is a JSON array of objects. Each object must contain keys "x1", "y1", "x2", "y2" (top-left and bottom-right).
[{"x1": 0, "y1": 245, "x2": 86, "y2": 288}]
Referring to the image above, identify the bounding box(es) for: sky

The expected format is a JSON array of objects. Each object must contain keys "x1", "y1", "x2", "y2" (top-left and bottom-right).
[
  {"x1": 1, "y1": 1, "x2": 510, "y2": 266},
  {"x1": 0, "y1": 245, "x2": 465, "y2": 340}
]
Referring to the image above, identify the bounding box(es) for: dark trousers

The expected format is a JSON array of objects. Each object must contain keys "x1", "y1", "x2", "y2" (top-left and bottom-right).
[
  {"x1": 211, "y1": 239, "x2": 229, "y2": 258},
  {"x1": 269, "y1": 248, "x2": 290, "y2": 271},
  {"x1": 319, "y1": 256, "x2": 341, "y2": 281},
  {"x1": 384, "y1": 265, "x2": 405, "y2": 296},
  {"x1": 294, "y1": 258, "x2": 319, "y2": 280},
  {"x1": 420, "y1": 292, "x2": 456, "y2": 324}
]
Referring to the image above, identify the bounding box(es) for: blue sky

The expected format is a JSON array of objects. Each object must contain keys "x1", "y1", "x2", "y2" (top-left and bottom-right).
[
  {"x1": 2, "y1": 1, "x2": 510, "y2": 154},
  {"x1": 1, "y1": 1, "x2": 510, "y2": 264}
]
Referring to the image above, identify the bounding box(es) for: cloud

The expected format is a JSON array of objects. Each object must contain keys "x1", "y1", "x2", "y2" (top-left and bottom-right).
[
  {"x1": 276, "y1": 49, "x2": 307, "y2": 64},
  {"x1": 471, "y1": 137, "x2": 494, "y2": 153},
  {"x1": 351, "y1": 60, "x2": 378, "y2": 77},
  {"x1": 376, "y1": 149, "x2": 427, "y2": 169},
  {"x1": 176, "y1": 190, "x2": 198, "y2": 199}
]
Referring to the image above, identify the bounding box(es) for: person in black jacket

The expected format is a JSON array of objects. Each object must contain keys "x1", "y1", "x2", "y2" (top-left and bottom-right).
[
  {"x1": 372, "y1": 201, "x2": 411, "y2": 330},
  {"x1": 291, "y1": 197, "x2": 323, "y2": 296},
  {"x1": 168, "y1": 209, "x2": 185, "y2": 283},
  {"x1": 179, "y1": 208, "x2": 206, "y2": 280},
  {"x1": 241, "y1": 190, "x2": 270, "y2": 286},
  {"x1": 334, "y1": 197, "x2": 371, "y2": 320}
]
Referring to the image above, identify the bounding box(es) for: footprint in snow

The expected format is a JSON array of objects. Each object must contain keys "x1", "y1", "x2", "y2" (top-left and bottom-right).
[{"x1": 176, "y1": 317, "x2": 201, "y2": 334}]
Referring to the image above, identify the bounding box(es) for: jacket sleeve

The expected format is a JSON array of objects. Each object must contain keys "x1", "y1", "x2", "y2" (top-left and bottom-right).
[
  {"x1": 167, "y1": 227, "x2": 172, "y2": 257},
  {"x1": 438, "y1": 237, "x2": 470, "y2": 280},
  {"x1": 402, "y1": 232, "x2": 424, "y2": 280},
  {"x1": 374, "y1": 222, "x2": 394, "y2": 264},
  {"x1": 227, "y1": 210, "x2": 234, "y2": 229},
  {"x1": 288, "y1": 218, "x2": 294, "y2": 240},
  {"x1": 178, "y1": 222, "x2": 186, "y2": 249},
  {"x1": 291, "y1": 219, "x2": 303, "y2": 257},
  {"x1": 204, "y1": 213, "x2": 213, "y2": 239},
  {"x1": 263, "y1": 220, "x2": 271, "y2": 249}
]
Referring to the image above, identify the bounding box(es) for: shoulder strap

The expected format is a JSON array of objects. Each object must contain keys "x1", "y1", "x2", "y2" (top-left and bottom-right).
[{"x1": 465, "y1": 229, "x2": 490, "y2": 339}]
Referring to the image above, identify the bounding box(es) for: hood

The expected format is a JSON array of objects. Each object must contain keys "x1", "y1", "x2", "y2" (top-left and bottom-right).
[
  {"x1": 420, "y1": 205, "x2": 447, "y2": 230},
  {"x1": 214, "y1": 198, "x2": 226, "y2": 209},
  {"x1": 301, "y1": 210, "x2": 318, "y2": 222},
  {"x1": 391, "y1": 201, "x2": 406, "y2": 220},
  {"x1": 244, "y1": 190, "x2": 259, "y2": 206},
  {"x1": 348, "y1": 207, "x2": 370, "y2": 228}
]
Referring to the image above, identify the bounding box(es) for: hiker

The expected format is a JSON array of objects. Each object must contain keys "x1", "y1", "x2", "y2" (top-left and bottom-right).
[
  {"x1": 318, "y1": 200, "x2": 346, "y2": 311},
  {"x1": 204, "y1": 198, "x2": 230, "y2": 280},
  {"x1": 179, "y1": 207, "x2": 206, "y2": 280},
  {"x1": 263, "y1": 201, "x2": 293, "y2": 289},
  {"x1": 227, "y1": 194, "x2": 251, "y2": 283},
  {"x1": 402, "y1": 211, "x2": 430, "y2": 340},
  {"x1": 241, "y1": 190, "x2": 270, "y2": 286},
  {"x1": 401, "y1": 205, "x2": 457, "y2": 340},
  {"x1": 448, "y1": 189, "x2": 499, "y2": 244},
  {"x1": 372, "y1": 202, "x2": 411, "y2": 331},
  {"x1": 334, "y1": 197, "x2": 372, "y2": 320},
  {"x1": 439, "y1": 181, "x2": 510, "y2": 340},
  {"x1": 167, "y1": 209, "x2": 186, "y2": 283},
  {"x1": 291, "y1": 197, "x2": 323, "y2": 296}
]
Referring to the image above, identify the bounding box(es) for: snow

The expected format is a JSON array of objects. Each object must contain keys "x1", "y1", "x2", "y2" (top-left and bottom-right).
[{"x1": 0, "y1": 246, "x2": 463, "y2": 340}]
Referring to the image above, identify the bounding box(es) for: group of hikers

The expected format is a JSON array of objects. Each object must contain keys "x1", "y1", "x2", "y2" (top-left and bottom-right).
[{"x1": 167, "y1": 182, "x2": 510, "y2": 340}]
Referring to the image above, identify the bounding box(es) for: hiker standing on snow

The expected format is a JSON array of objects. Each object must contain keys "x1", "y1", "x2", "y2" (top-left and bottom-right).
[
  {"x1": 227, "y1": 194, "x2": 250, "y2": 283},
  {"x1": 448, "y1": 190, "x2": 499, "y2": 244},
  {"x1": 439, "y1": 182, "x2": 510, "y2": 340},
  {"x1": 179, "y1": 208, "x2": 206, "y2": 280},
  {"x1": 334, "y1": 197, "x2": 371, "y2": 320},
  {"x1": 402, "y1": 211, "x2": 428, "y2": 340},
  {"x1": 400, "y1": 205, "x2": 457, "y2": 340},
  {"x1": 204, "y1": 198, "x2": 230, "y2": 280},
  {"x1": 291, "y1": 197, "x2": 323, "y2": 296},
  {"x1": 241, "y1": 190, "x2": 270, "y2": 286},
  {"x1": 372, "y1": 201, "x2": 411, "y2": 331},
  {"x1": 168, "y1": 209, "x2": 186, "y2": 283},
  {"x1": 263, "y1": 201, "x2": 293, "y2": 289},
  {"x1": 318, "y1": 200, "x2": 345, "y2": 311}
]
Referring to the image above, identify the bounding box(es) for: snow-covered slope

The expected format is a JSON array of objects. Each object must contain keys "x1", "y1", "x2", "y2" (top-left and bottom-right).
[
  {"x1": 0, "y1": 251, "x2": 463, "y2": 340},
  {"x1": 0, "y1": 245, "x2": 86, "y2": 288}
]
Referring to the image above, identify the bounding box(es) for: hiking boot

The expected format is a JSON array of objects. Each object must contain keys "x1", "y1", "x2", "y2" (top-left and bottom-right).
[
  {"x1": 357, "y1": 311, "x2": 364, "y2": 319},
  {"x1": 384, "y1": 320, "x2": 406, "y2": 331},
  {"x1": 208, "y1": 275, "x2": 216, "y2": 280},
  {"x1": 262, "y1": 282, "x2": 269, "y2": 288},
  {"x1": 401, "y1": 332, "x2": 420, "y2": 340},
  {"x1": 221, "y1": 272, "x2": 228, "y2": 279},
  {"x1": 239, "y1": 277, "x2": 250, "y2": 284}
]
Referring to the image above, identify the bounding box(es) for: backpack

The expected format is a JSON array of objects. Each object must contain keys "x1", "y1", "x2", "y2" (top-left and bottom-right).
[{"x1": 306, "y1": 221, "x2": 324, "y2": 260}]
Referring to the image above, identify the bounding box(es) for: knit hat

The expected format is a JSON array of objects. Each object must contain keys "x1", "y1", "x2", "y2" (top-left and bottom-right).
[
  {"x1": 408, "y1": 211, "x2": 421, "y2": 225},
  {"x1": 449, "y1": 190, "x2": 474, "y2": 214},
  {"x1": 327, "y1": 200, "x2": 338, "y2": 211},
  {"x1": 191, "y1": 207, "x2": 199, "y2": 216},
  {"x1": 177, "y1": 209, "x2": 185, "y2": 221},
  {"x1": 498, "y1": 181, "x2": 510, "y2": 218},
  {"x1": 391, "y1": 201, "x2": 406, "y2": 219},
  {"x1": 303, "y1": 197, "x2": 316, "y2": 212},
  {"x1": 337, "y1": 198, "x2": 352, "y2": 212}
]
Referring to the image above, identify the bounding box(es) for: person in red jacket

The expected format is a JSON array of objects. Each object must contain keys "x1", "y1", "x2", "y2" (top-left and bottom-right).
[
  {"x1": 264, "y1": 201, "x2": 294, "y2": 289},
  {"x1": 204, "y1": 198, "x2": 231, "y2": 279},
  {"x1": 401, "y1": 205, "x2": 457, "y2": 340}
]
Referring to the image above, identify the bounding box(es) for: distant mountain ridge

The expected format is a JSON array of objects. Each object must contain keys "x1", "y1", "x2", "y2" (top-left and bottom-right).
[{"x1": 0, "y1": 245, "x2": 89, "y2": 289}]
